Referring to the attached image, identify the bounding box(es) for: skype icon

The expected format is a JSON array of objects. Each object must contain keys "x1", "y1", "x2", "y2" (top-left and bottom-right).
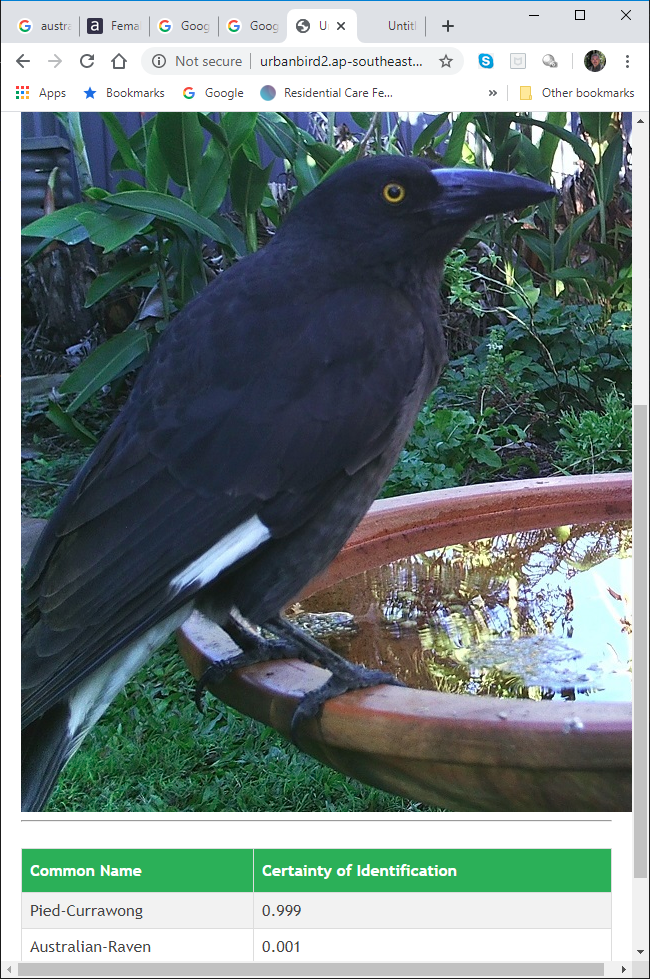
[{"x1": 478, "y1": 53, "x2": 494, "y2": 68}]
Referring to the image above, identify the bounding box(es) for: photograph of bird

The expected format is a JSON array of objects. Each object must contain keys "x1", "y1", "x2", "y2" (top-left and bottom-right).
[{"x1": 22, "y1": 154, "x2": 555, "y2": 811}]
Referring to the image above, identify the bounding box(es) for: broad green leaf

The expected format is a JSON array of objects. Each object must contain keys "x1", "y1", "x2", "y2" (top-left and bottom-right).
[
  {"x1": 192, "y1": 138, "x2": 230, "y2": 216},
  {"x1": 84, "y1": 252, "x2": 154, "y2": 307},
  {"x1": 518, "y1": 229, "x2": 553, "y2": 267},
  {"x1": 103, "y1": 190, "x2": 237, "y2": 246},
  {"x1": 168, "y1": 233, "x2": 207, "y2": 306},
  {"x1": 499, "y1": 115, "x2": 596, "y2": 168},
  {"x1": 320, "y1": 144, "x2": 363, "y2": 181},
  {"x1": 472, "y1": 445, "x2": 501, "y2": 468},
  {"x1": 77, "y1": 205, "x2": 154, "y2": 253},
  {"x1": 115, "y1": 179, "x2": 144, "y2": 193},
  {"x1": 292, "y1": 146, "x2": 322, "y2": 196},
  {"x1": 229, "y1": 151, "x2": 273, "y2": 216},
  {"x1": 350, "y1": 112, "x2": 373, "y2": 129},
  {"x1": 589, "y1": 242, "x2": 621, "y2": 264},
  {"x1": 210, "y1": 215, "x2": 246, "y2": 257},
  {"x1": 442, "y1": 112, "x2": 476, "y2": 167},
  {"x1": 59, "y1": 330, "x2": 150, "y2": 411},
  {"x1": 109, "y1": 116, "x2": 157, "y2": 172},
  {"x1": 83, "y1": 187, "x2": 111, "y2": 201},
  {"x1": 241, "y1": 129, "x2": 262, "y2": 165},
  {"x1": 46, "y1": 402, "x2": 98, "y2": 446},
  {"x1": 306, "y1": 142, "x2": 343, "y2": 169},
  {"x1": 100, "y1": 112, "x2": 144, "y2": 174},
  {"x1": 256, "y1": 113, "x2": 301, "y2": 162},
  {"x1": 579, "y1": 112, "x2": 614, "y2": 144},
  {"x1": 413, "y1": 113, "x2": 450, "y2": 155},
  {"x1": 155, "y1": 113, "x2": 204, "y2": 188},
  {"x1": 22, "y1": 202, "x2": 95, "y2": 242},
  {"x1": 220, "y1": 112, "x2": 258, "y2": 157},
  {"x1": 538, "y1": 112, "x2": 566, "y2": 172},
  {"x1": 197, "y1": 114, "x2": 228, "y2": 147},
  {"x1": 597, "y1": 131, "x2": 623, "y2": 206},
  {"x1": 144, "y1": 124, "x2": 169, "y2": 194},
  {"x1": 553, "y1": 206, "x2": 599, "y2": 267},
  {"x1": 548, "y1": 267, "x2": 593, "y2": 280}
]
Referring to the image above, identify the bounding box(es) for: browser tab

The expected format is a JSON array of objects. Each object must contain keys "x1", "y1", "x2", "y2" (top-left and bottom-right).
[{"x1": 288, "y1": 8, "x2": 358, "y2": 44}]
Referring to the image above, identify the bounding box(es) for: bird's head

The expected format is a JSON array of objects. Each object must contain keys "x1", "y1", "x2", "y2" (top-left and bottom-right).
[{"x1": 281, "y1": 155, "x2": 556, "y2": 268}]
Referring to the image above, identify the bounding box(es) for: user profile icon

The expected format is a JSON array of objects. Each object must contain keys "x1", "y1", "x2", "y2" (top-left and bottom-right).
[
  {"x1": 260, "y1": 85, "x2": 276, "y2": 101},
  {"x1": 584, "y1": 50, "x2": 606, "y2": 72}
]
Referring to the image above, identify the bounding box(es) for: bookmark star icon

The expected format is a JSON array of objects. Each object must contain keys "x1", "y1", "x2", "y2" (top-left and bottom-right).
[
  {"x1": 439, "y1": 54, "x2": 453, "y2": 67},
  {"x1": 84, "y1": 86, "x2": 96, "y2": 99}
]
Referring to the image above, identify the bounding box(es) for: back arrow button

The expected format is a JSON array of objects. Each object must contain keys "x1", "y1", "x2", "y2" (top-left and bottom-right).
[
  {"x1": 17, "y1": 54, "x2": 30, "y2": 68},
  {"x1": 48, "y1": 54, "x2": 63, "y2": 68}
]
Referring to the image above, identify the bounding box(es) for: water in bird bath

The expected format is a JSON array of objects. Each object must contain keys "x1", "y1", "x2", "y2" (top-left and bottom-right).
[{"x1": 295, "y1": 521, "x2": 632, "y2": 703}]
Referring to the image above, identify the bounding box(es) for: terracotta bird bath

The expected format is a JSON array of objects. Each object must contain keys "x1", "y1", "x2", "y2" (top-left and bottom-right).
[{"x1": 177, "y1": 474, "x2": 632, "y2": 811}]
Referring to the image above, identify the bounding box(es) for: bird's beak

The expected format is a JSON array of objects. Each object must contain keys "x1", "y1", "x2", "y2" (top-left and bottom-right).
[{"x1": 430, "y1": 167, "x2": 556, "y2": 223}]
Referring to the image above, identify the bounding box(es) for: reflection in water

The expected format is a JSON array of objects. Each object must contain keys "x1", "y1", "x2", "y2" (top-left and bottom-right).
[{"x1": 295, "y1": 521, "x2": 632, "y2": 702}]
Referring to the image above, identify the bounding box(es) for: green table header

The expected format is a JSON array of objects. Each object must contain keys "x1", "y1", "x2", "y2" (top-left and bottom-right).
[
  {"x1": 253, "y1": 849, "x2": 611, "y2": 892},
  {"x1": 23, "y1": 849, "x2": 251, "y2": 892},
  {"x1": 22, "y1": 848, "x2": 611, "y2": 892}
]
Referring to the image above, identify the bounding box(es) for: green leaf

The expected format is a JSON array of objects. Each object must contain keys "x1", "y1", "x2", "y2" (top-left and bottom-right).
[
  {"x1": 100, "y1": 112, "x2": 144, "y2": 174},
  {"x1": 103, "y1": 191, "x2": 237, "y2": 246},
  {"x1": 192, "y1": 138, "x2": 230, "y2": 216},
  {"x1": 229, "y1": 151, "x2": 273, "y2": 216},
  {"x1": 320, "y1": 144, "x2": 363, "y2": 182},
  {"x1": 579, "y1": 112, "x2": 613, "y2": 144},
  {"x1": 553, "y1": 206, "x2": 600, "y2": 268},
  {"x1": 84, "y1": 252, "x2": 154, "y2": 307},
  {"x1": 197, "y1": 114, "x2": 228, "y2": 147},
  {"x1": 413, "y1": 113, "x2": 450, "y2": 155},
  {"x1": 22, "y1": 202, "x2": 95, "y2": 242},
  {"x1": 59, "y1": 330, "x2": 150, "y2": 411},
  {"x1": 442, "y1": 113, "x2": 475, "y2": 167},
  {"x1": 255, "y1": 113, "x2": 301, "y2": 162},
  {"x1": 306, "y1": 142, "x2": 343, "y2": 169},
  {"x1": 537, "y1": 112, "x2": 566, "y2": 172},
  {"x1": 144, "y1": 124, "x2": 169, "y2": 194},
  {"x1": 46, "y1": 401, "x2": 98, "y2": 446},
  {"x1": 292, "y1": 146, "x2": 322, "y2": 197},
  {"x1": 518, "y1": 228, "x2": 553, "y2": 268},
  {"x1": 500, "y1": 115, "x2": 596, "y2": 168},
  {"x1": 220, "y1": 113, "x2": 258, "y2": 157},
  {"x1": 548, "y1": 267, "x2": 592, "y2": 281},
  {"x1": 109, "y1": 116, "x2": 157, "y2": 172},
  {"x1": 210, "y1": 215, "x2": 246, "y2": 257},
  {"x1": 350, "y1": 112, "x2": 373, "y2": 129},
  {"x1": 116, "y1": 179, "x2": 144, "y2": 193},
  {"x1": 155, "y1": 113, "x2": 204, "y2": 189},
  {"x1": 77, "y1": 205, "x2": 154, "y2": 253},
  {"x1": 83, "y1": 187, "x2": 111, "y2": 201},
  {"x1": 597, "y1": 131, "x2": 623, "y2": 206}
]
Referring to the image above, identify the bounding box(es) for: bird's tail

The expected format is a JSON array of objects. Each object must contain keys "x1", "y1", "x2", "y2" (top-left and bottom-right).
[{"x1": 22, "y1": 705, "x2": 74, "y2": 812}]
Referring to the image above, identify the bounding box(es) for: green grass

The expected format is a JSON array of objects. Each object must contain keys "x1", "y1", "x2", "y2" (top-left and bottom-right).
[{"x1": 45, "y1": 639, "x2": 435, "y2": 813}]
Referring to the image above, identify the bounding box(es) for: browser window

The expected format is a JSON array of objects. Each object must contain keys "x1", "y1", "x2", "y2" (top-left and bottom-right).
[{"x1": 3, "y1": 1, "x2": 648, "y2": 975}]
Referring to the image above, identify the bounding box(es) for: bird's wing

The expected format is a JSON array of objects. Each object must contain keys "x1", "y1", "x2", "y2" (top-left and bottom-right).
[{"x1": 22, "y1": 274, "x2": 429, "y2": 724}]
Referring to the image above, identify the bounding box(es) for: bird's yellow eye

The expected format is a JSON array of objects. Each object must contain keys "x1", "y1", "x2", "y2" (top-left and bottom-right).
[{"x1": 382, "y1": 182, "x2": 407, "y2": 205}]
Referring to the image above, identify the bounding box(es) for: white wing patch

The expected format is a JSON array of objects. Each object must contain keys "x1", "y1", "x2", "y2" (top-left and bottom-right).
[
  {"x1": 169, "y1": 515, "x2": 271, "y2": 595},
  {"x1": 68, "y1": 605, "x2": 193, "y2": 744}
]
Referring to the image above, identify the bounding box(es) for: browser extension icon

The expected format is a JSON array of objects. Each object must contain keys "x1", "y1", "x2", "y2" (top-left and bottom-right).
[{"x1": 510, "y1": 53, "x2": 526, "y2": 69}]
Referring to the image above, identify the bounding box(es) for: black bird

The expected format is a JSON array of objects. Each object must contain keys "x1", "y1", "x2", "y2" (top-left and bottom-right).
[{"x1": 22, "y1": 155, "x2": 555, "y2": 811}]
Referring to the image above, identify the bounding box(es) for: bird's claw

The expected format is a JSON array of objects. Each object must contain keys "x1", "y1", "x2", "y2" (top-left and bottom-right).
[
  {"x1": 193, "y1": 636, "x2": 301, "y2": 711},
  {"x1": 290, "y1": 666, "x2": 404, "y2": 741}
]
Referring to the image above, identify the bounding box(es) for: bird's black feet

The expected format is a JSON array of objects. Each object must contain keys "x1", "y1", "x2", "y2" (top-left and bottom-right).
[
  {"x1": 194, "y1": 612, "x2": 404, "y2": 740},
  {"x1": 265, "y1": 615, "x2": 405, "y2": 741},
  {"x1": 194, "y1": 616, "x2": 292, "y2": 710}
]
